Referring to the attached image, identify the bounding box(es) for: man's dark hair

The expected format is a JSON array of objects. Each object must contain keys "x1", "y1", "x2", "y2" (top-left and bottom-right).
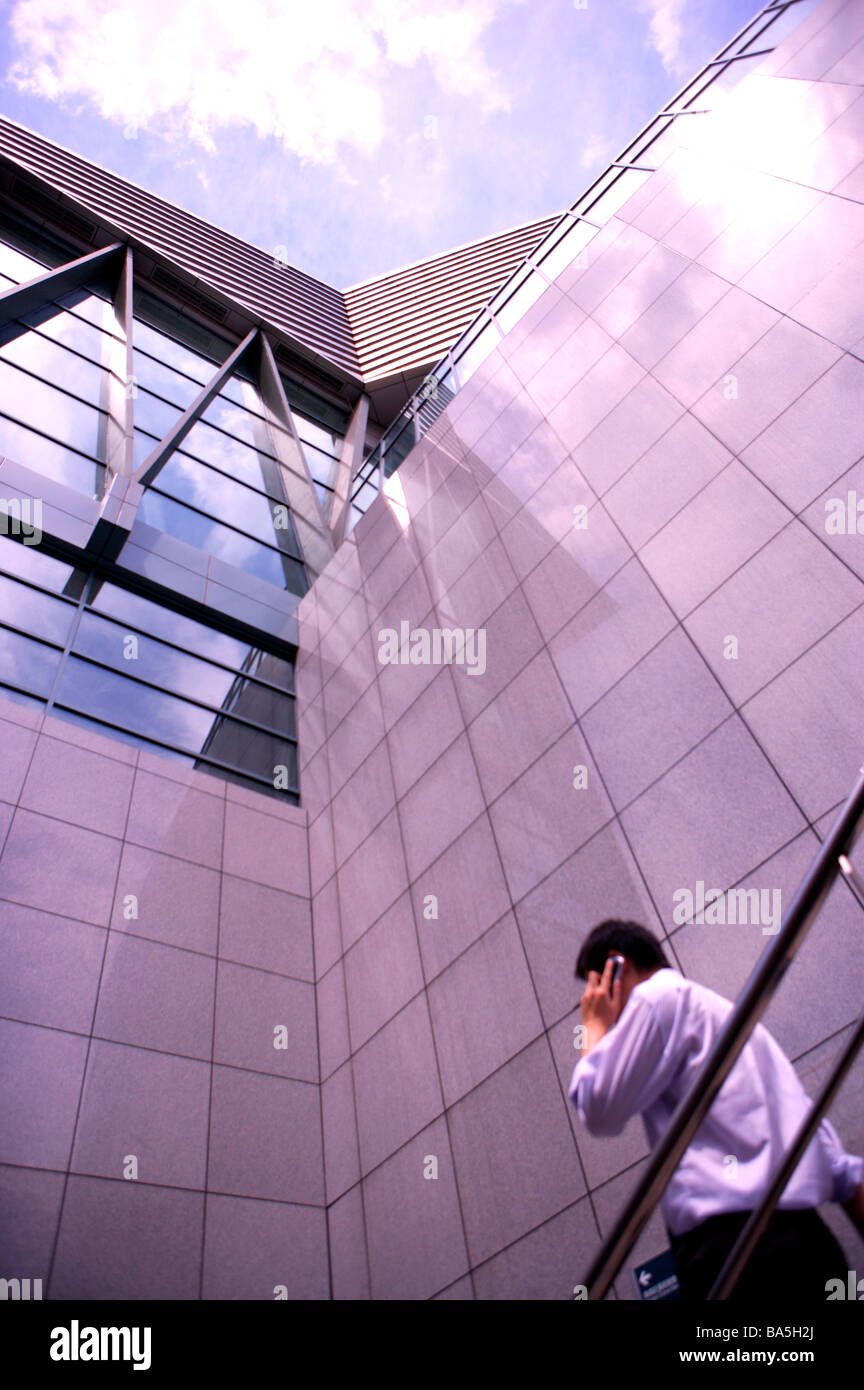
[{"x1": 575, "y1": 919, "x2": 670, "y2": 980}]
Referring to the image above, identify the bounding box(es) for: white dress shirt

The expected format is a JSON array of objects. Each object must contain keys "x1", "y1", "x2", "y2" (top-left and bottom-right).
[{"x1": 569, "y1": 967, "x2": 863, "y2": 1237}]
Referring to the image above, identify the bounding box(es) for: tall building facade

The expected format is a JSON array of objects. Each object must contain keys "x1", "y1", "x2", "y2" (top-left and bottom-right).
[{"x1": 1, "y1": 0, "x2": 863, "y2": 1300}]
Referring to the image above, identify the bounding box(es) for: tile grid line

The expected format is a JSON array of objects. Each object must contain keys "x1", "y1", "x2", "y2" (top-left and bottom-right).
[{"x1": 43, "y1": 734, "x2": 140, "y2": 1298}]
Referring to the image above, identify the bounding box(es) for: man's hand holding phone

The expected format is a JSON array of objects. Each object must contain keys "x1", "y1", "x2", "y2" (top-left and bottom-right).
[{"x1": 579, "y1": 954, "x2": 626, "y2": 1056}]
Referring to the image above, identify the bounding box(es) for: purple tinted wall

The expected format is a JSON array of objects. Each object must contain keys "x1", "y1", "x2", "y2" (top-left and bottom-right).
[
  {"x1": 3, "y1": 0, "x2": 864, "y2": 1302},
  {"x1": 0, "y1": 699, "x2": 325, "y2": 1299},
  {"x1": 301, "y1": 0, "x2": 864, "y2": 1299}
]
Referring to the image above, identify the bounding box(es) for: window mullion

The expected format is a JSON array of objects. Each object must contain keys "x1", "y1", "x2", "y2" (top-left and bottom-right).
[
  {"x1": 0, "y1": 241, "x2": 125, "y2": 331},
  {"x1": 132, "y1": 327, "x2": 260, "y2": 487}
]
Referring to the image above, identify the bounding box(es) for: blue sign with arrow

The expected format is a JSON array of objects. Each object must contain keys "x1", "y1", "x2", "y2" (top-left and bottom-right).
[{"x1": 632, "y1": 1249, "x2": 680, "y2": 1300}]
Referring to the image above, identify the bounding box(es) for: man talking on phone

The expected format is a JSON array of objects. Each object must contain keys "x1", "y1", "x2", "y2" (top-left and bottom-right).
[{"x1": 569, "y1": 919, "x2": 864, "y2": 1300}]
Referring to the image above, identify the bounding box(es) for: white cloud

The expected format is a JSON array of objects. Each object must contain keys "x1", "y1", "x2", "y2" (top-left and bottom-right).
[
  {"x1": 637, "y1": 0, "x2": 688, "y2": 75},
  {"x1": 6, "y1": 0, "x2": 518, "y2": 165},
  {"x1": 580, "y1": 132, "x2": 612, "y2": 169}
]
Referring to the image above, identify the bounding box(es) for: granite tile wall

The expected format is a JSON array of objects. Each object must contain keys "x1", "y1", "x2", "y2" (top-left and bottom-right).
[
  {"x1": 300, "y1": 0, "x2": 864, "y2": 1299},
  {"x1": 0, "y1": 699, "x2": 325, "y2": 1299},
  {"x1": 3, "y1": 0, "x2": 864, "y2": 1304}
]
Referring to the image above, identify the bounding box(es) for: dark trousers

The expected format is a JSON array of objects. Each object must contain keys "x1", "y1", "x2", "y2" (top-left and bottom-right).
[{"x1": 668, "y1": 1208, "x2": 848, "y2": 1302}]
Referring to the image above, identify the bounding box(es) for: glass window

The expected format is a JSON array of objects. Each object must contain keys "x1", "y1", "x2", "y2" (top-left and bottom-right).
[
  {"x1": 0, "y1": 325, "x2": 108, "y2": 404},
  {"x1": 495, "y1": 271, "x2": 547, "y2": 333},
  {"x1": 243, "y1": 647, "x2": 295, "y2": 691},
  {"x1": 133, "y1": 388, "x2": 185, "y2": 441},
  {"x1": 450, "y1": 318, "x2": 502, "y2": 392},
  {"x1": 0, "y1": 213, "x2": 80, "y2": 273},
  {"x1": 170, "y1": 416, "x2": 280, "y2": 486},
  {"x1": 619, "y1": 116, "x2": 672, "y2": 165},
  {"x1": 88, "y1": 581, "x2": 251, "y2": 667},
  {"x1": 294, "y1": 413, "x2": 340, "y2": 457},
  {"x1": 0, "y1": 572, "x2": 77, "y2": 644},
  {"x1": 133, "y1": 418, "x2": 307, "y2": 592},
  {"x1": 488, "y1": 265, "x2": 530, "y2": 319},
  {"x1": 132, "y1": 350, "x2": 202, "y2": 412},
  {"x1": 55, "y1": 655, "x2": 222, "y2": 752},
  {"x1": 672, "y1": 69, "x2": 718, "y2": 112},
  {"x1": 702, "y1": 54, "x2": 773, "y2": 101},
  {"x1": 635, "y1": 121, "x2": 684, "y2": 167},
  {"x1": 0, "y1": 412, "x2": 104, "y2": 495},
  {"x1": 382, "y1": 420, "x2": 417, "y2": 478},
  {"x1": 212, "y1": 678, "x2": 295, "y2": 739},
  {"x1": 0, "y1": 238, "x2": 49, "y2": 285},
  {"x1": 0, "y1": 353, "x2": 107, "y2": 483},
  {"x1": 74, "y1": 609, "x2": 294, "y2": 727},
  {"x1": 0, "y1": 626, "x2": 62, "y2": 697},
  {"x1": 278, "y1": 373, "x2": 350, "y2": 435},
  {"x1": 266, "y1": 411, "x2": 312, "y2": 469},
  {"x1": 221, "y1": 372, "x2": 262, "y2": 413},
  {"x1": 75, "y1": 609, "x2": 223, "y2": 704},
  {"x1": 536, "y1": 220, "x2": 599, "y2": 281},
  {"x1": 133, "y1": 316, "x2": 215, "y2": 385},
  {"x1": 350, "y1": 477, "x2": 379, "y2": 516},
  {"x1": 133, "y1": 428, "x2": 157, "y2": 471},
  {"x1": 54, "y1": 638, "x2": 299, "y2": 785},
  {"x1": 46, "y1": 705, "x2": 157, "y2": 754},
  {"x1": 301, "y1": 440, "x2": 339, "y2": 490},
  {"x1": 747, "y1": 0, "x2": 822, "y2": 49},
  {"x1": 573, "y1": 165, "x2": 620, "y2": 217},
  {"x1": 0, "y1": 685, "x2": 46, "y2": 716},
  {"x1": 584, "y1": 168, "x2": 652, "y2": 223},
  {"x1": 56, "y1": 290, "x2": 120, "y2": 335},
  {"x1": 133, "y1": 291, "x2": 232, "y2": 370},
  {"x1": 136, "y1": 489, "x2": 305, "y2": 592},
  {"x1": 200, "y1": 719, "x2": 297, "y2": 784},
  {"x1": 0, "y1": 356, "x2": 107, "y2": 456},
  {"x1": 352, "y1": 440, "x2": 380, "y2": 486},
  {"x1": 203, "y1": 394, "x2": 276, "y2": 452},
  {"x1": 23, "y1": 304, "x2": 111, "y2": 363},
  {"x1": 134, "y1": 421, "x2": 290, "y2": 498},
  {"x1": 0, "y1": 225, "x2": 309, "y2": 797},
  {"x1": 0, "y1": 550, "x2": 305, "y2": 801},
  {"x1": 0, "y1": 537, "x2": 76, "y2": 592},
  {"x1": 150, "y1": 452, "x2": 300, "y2": 554}
]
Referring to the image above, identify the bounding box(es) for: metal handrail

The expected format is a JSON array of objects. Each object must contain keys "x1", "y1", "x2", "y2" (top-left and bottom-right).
[
  {"x1": 580, "y1": 765, "x2": 864, "y2": 1300},
  {"x1": 709, "y1": 1003, "x2": 864, "y2": 1298}
]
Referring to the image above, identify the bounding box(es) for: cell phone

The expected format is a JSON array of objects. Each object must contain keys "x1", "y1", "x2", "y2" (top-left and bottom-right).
[{"x1": 609, "y1": 954, "x2": 625, "y2": 989}]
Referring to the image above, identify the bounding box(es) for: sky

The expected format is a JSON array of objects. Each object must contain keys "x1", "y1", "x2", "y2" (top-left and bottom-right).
[{"x1": 0, "y1": 0, "x2": 762, "y2": 288}]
